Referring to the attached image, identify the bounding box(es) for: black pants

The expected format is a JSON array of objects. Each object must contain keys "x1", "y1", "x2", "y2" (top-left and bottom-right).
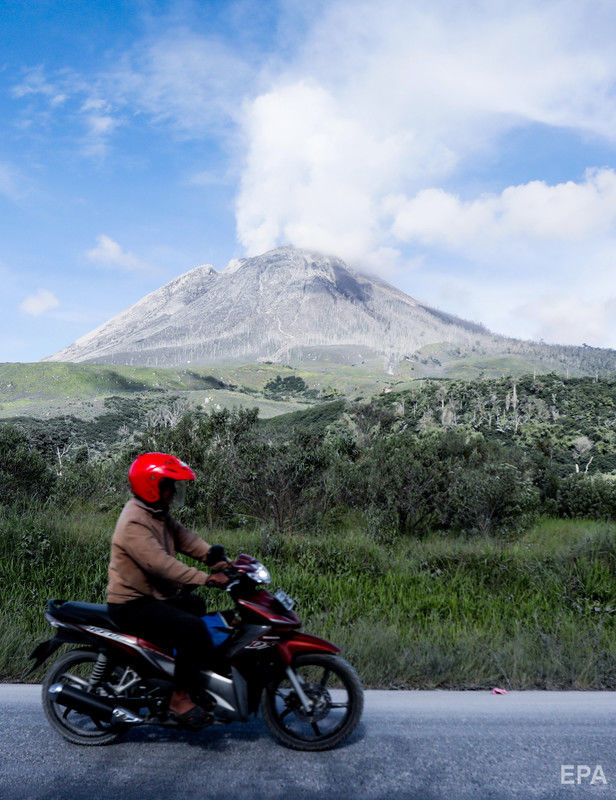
[{"x1": 107, "y1": 594, "x2": 213, "y2": 695}]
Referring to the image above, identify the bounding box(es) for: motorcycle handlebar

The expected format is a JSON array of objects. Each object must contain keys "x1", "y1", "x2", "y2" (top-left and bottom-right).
[{"x1": 204, "y1": 562, "x2": 238, "y2": 589}]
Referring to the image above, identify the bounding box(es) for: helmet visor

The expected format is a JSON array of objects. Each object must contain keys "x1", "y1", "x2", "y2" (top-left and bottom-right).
[{"x1": 171, "y1": 480, "x2": 188, "y2": 509}]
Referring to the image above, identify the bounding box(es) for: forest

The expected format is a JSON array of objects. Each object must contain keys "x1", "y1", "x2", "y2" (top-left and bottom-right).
[{"x1": 4, "y1": 372, "x2": 615, "y2": 533}]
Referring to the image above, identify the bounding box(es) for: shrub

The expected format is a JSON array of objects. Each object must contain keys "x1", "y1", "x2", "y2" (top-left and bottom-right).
[
  {"x1": 0, "y1": 425, "x2": 56, "y2": 507},
  {"x1": 264, "y1": 375, "x2": 308, "y2": 397},
  {"x1": 234, "y1": 431, "x2": 332, "y2": 531},
  {"x1": 557, "y1": 475, "x2": 616, "y2": 520},
  {"x1": 442, "y1": 464, "x2": 540, "y2": 537}
]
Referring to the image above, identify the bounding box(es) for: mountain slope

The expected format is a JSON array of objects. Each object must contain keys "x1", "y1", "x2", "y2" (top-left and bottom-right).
[{"x1": 43, "y1": 246, "x2": 616, "y2": 376}]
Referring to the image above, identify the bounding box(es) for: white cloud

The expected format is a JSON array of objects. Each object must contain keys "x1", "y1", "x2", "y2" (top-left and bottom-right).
[
  {"x1": 236, "y1": 82, "x2": 416, "y2": 262},
  {"x1": 12, "y1": 66, "x2": 69, "y2": 106},
  {"x1": 235, "y1": 0, "x2": 616, "y2": 270},
  {"x1": 402, "y1": 266, "x2": 616, "y2": 349},
  {"x1": 390, "y1": 168, "x2": 616, "y2": 248},
  {"x1": 20, "y1": 289, "x2": 60, "y2": 316},
  {"x1": 81, "y1": 99, "x2": 120, "y2": 157},
  {"x1": 383, "y1": 167, "x2": 616, "y2": 346},
  {"x1": 0, "y1": 162, "x2": 26, "y2": 201},
  {"x1": 515, "y1": 295, "x2": 616, "y2": 347},
  {"x1": 87, "y1": 115, "x2": 116, "y2": 137},
  {"x1": 86, "y1": 235, "x2": 151, "y2": 271},
  {"x1": 81, "y1": 98, "x2": 119, "y2": 137},
  {"x1": 12, "y1": 68, "x2": 120, "y2": 158},
  {"x1": 297, "y1": 0, "x2": 616, "y2": 140},
  {"x1": 12, "y1": 27, "x2": 251, "y2": 157},
  {"x1": 110, "y1": 28, "x2": 254, "y2": 134}
]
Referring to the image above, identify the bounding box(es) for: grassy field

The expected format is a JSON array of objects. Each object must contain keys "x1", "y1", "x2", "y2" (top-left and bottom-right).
[
  {"x1": 0, "y1": 360, "x2": 406, "y2": 402},
  {"x1": 2, "y1": 355, "x2": 588, "y2": 421},
  {"x1": 0, "y1": 389, "x2": 314, "y2": 422},
  {"x1": 2, "y1": 506, "x2": 616, "y2": 689},
  {"x1": 0, "y1": 361, "x2": 400, "y2": 420},
  {"x1": 0, "y1": 362, "x2": 322, "y2": 420}
]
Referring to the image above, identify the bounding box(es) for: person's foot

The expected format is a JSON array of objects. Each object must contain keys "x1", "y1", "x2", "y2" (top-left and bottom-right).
[
  {"x1": 169, "y1": 689, "x2": 213, "y2": 729},
  {"x1": 169, "y1": 689, "x2": 195, "y2": 716}
]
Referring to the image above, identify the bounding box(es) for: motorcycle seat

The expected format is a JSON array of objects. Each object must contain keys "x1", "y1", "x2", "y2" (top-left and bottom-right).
[{"x1": 47, "y1": 599, "x2": 120, "y2": 631}]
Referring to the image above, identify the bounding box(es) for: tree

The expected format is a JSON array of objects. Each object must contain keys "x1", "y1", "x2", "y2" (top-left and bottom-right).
[{"x1": 571, "y1": 435, "x2": 593, "y2": 474}]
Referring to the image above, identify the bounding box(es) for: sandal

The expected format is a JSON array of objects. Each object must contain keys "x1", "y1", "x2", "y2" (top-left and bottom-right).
[{"x1": 171, "y1": 704, "x2": 214, "y2": 730}]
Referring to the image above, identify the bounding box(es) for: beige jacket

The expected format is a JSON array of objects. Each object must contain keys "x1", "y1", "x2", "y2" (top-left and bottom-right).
[{"x1": 106, "y1": 498, "x2": 212, "y2": 604}]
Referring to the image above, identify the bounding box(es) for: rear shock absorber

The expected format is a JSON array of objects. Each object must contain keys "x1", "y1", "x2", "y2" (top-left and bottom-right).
[{"x1": 90, "y1": 651, "x2": 110, "y2": 688}]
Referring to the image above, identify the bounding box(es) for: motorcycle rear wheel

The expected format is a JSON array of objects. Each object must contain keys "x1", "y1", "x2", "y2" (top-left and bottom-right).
[
  {"x1": 261, "y1": 653, "x2": 363, "y2": 751},
  {"x1": 42, "y1": 649, "x2": 127, "y2": 746}
]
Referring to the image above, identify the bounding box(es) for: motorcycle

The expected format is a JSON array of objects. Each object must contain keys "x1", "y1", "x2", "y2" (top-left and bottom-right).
[{"x1": 27, "y1": 554, "x2": 363, "y2": 750}]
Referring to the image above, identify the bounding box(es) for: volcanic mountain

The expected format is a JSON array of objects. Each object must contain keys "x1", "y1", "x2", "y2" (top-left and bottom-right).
[{"x1": 43, "y1": 246, "x2": 615, "y2": 375}]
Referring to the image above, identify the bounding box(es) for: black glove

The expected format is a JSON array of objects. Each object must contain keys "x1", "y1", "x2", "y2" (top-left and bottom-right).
[{"x1": 205, "y1": 544, "x2": 228, "y2": 567}]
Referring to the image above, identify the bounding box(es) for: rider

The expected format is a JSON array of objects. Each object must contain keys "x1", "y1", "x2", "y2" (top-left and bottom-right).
[{"x1": 106, "y1": 452, "x2": 229, "y2": 727}]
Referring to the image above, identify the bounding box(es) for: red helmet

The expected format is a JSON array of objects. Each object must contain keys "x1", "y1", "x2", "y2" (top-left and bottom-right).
[{"x1": 128, "y1": 452, "x2": 195, "y2": 503}]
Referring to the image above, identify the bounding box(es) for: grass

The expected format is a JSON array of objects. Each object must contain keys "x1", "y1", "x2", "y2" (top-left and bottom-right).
[
  {"x1": 0, "y1": 362, "x2": 322, "y2": 420},
  {"x1": 0, "y1": 361, "x2": 401, "y2": 404},
  {"x1": 2, "y1": 508, "x2": 616, "y2": 689}
]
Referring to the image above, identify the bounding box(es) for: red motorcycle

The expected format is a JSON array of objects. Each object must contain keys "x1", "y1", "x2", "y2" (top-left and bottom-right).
[{"x1": 28, "y1": 554, "x2": 363, "y2": 750}]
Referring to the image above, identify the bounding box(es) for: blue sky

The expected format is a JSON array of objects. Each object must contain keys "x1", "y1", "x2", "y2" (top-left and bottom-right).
[{"x1": 2, "y1": 0, "x2": 616, "y2": 361}]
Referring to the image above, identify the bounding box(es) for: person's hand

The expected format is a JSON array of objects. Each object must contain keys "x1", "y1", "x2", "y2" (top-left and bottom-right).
[
  {"x1": 205, "y1": 572, "x2": 229, "y2": 588},
  {"x1": 205, "y1": 544, "x2": 228, "y2": 567},
  {"x1": 210, "y1": 560, "x2": 229, "y2": 573}
]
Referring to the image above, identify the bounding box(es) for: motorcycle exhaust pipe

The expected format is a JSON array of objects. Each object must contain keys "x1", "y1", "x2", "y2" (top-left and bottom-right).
[{"x1": 48, "y1": 683, "x2": 144, "y2": 724}]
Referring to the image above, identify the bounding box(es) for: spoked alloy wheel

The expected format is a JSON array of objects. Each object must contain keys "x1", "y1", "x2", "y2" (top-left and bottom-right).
[
  {"x1": 42, "y1": 649, "x2": 129, "y2": 745},
  {"x1": 261, "y1": 654, "x2": 363, "y2": 751}
]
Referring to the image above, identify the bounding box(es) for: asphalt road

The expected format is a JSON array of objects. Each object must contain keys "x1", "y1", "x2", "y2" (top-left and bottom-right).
[{"x1": 1, "y1": 685, "x2": 615, "y2": 800}]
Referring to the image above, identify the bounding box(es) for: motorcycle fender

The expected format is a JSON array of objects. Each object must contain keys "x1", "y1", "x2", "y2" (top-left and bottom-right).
[
  {"x1": 278, "y1": 633, "x2": 340, "y2": 666},
  {"x1": 24, "y1": 628, "x2": 89, "y2": 678},
  {"x1": 24, "y1": 636, "x2": 64, "y2": 678}
]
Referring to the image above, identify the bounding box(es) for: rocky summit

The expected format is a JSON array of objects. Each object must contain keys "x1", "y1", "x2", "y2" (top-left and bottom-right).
[{"x1": 43, "y1": 246, "x2": 615, "y2": 375}]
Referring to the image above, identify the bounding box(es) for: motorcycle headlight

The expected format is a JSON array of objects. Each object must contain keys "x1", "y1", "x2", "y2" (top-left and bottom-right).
[{"x1": 252, "y1": 563, "x2": 271, "y2": 584}]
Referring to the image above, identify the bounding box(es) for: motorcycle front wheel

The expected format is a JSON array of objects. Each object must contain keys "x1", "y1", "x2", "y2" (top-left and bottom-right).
[{"x1": 260, "y1": 653, "x2": 364, "y2": 751}]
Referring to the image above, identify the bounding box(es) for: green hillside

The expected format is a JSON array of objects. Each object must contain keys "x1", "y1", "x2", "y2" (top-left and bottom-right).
[
  {"x1": 3, "y1": 340, "x2": 616, "y2": 422},
  {"x1": 0, "y1": 361, "x2": 406, "y2": 420},
  {"x1": 0, "y1": 362, "x2": 229, "y2": 400},
  {"x1": 0, "y1": 362, "x2": 317, "y2": 420}
]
